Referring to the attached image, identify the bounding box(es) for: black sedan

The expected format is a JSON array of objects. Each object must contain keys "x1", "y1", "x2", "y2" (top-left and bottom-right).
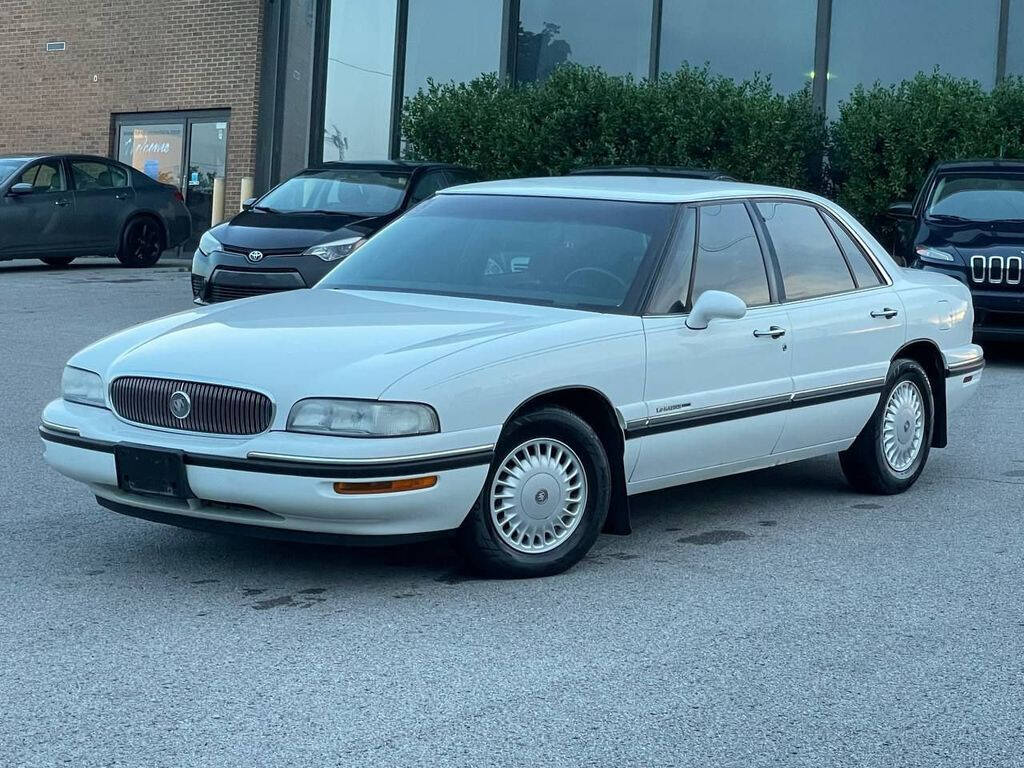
[
  {"x1": 0, "y1": 153, "x2": 191, "y2": 267},
  {"x1": 190, "y1": 160, "x2": 479, "y2": 303},
  {"x1": 890, "y1": 158, "x2": 1024, "y2": 341}
]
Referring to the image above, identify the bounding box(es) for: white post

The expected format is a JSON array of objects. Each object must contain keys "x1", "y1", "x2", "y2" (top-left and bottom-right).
[
  {"x1": 211, "y1": 177, "x2": 226, "y2": 226},
  {"x1": 240, "y1": 176, "x2": 254, "y2": 211}
]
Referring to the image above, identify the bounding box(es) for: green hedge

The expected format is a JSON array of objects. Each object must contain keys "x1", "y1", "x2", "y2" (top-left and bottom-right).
[
  {"x1": 402, "y1": 66, "x2": 1024, "y2": 239},
  {"x1": 403, "y1": 65, "x2": 827, "y2": 191}
]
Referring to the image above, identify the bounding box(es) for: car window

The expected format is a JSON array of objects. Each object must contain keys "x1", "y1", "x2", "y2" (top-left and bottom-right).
[
  {"x1": 757, "y1": 201, "x2": 856, "y2": 301},
  {"x1": 410, "y1": 171, "x2": 449, "y2": 204},
  {"x1": 319, "y1": 194, "x2": 676, "y2": 312},
  {"x1": 647, "y1": 207, "x2": 697, "y2": 313},
  {"x1": 259, "y1": 169, "x2": 409, "y2": 215},
  {"x1": 822, "y1": 211, "x2": 883, "y2": 288},
  {"x1": 15, "y1": 161, "x2": 66, "y2": 192},
  {"x1": 691, "y1": 203, "x2": 770, "y2": 308},
  {"x1": 927, "y1": 173, "x2": 1024, "y2": 222},
  {"x1": 71, "y1": 160, "x2": 129, "y2": 190},
  {"x1": 446, "y1": 170, "x2": 480, "y2": 186}
]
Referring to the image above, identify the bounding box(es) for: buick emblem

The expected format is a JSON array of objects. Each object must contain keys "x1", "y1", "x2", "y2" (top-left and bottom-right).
[
  {"x1": 246, "y1": 250, "x2": 265, "y2": 263},
  {"x1": 169, "y1": 390, "x2": 191, "y2": 420},
  {"x1": 535, "y1": 489, "x2": 549, "y2": 504}
]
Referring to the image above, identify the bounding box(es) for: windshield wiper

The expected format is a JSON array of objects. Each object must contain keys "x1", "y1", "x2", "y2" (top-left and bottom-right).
[
  {"x1": 925, "y1": 213, "x2": 971, "y2": 223},
  {"x1": 252, "y1": 204, "x2": 283, "y2": 213}
]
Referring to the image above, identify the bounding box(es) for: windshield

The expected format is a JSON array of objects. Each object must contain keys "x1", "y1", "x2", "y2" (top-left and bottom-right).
[
  {"x1": 0, "y1": 158, "x2": 28, "y2": 184},
  {"x1": 927, "y1": 173, "x2": 1024, "y2": 222},
  {"x1": 318, "y1": 194, "x2": 676, "y2": 312},
  {"x1": 256, "y1": 169, "x2": 410, "y2": 216}
]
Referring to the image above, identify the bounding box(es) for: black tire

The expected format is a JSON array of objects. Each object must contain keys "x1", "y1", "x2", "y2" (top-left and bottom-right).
[
  {"x1": 840, "y1": 358, "x2": 934, "y2": 495},
  {"x1": 116, "y1": 217, "x2": 164, "y2": 267},
  {"x1": 457, "y1": 406, "x2": 611, "y2": 578},
  {"x1": 39, "y1": 256, "x2": 76, "y2": 267}
]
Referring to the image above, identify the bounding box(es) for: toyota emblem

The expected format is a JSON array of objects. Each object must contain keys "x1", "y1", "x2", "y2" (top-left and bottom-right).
[
  {"x1": 169, "y1": 390, "x2": 192, "y2": 420},
  {"x1": 246, "y1": 250, "x2": 265, "y2": 263}
]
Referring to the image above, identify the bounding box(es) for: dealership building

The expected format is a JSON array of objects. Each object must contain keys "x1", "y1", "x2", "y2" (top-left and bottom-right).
[{"x1": 2, "y1": 0, "x2": 1023, "y2": 240}]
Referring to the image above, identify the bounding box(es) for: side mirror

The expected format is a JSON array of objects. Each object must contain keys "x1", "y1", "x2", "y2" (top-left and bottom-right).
[
  {"x1": 886, "y1": 201, "x2": 914, "y2": 220},
  {"x1": 241, "y1": 197, "x2": 257, "y2": 211},
  {"x1": 686, "y1": 290, "x2": 747, "y2": 330},
  {"x1": 8, "y1": 182, "x2": 34, "y2": 196}
]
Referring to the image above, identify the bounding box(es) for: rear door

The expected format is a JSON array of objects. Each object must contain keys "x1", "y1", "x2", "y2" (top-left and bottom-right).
[
  {"x1": 0, "y1": 159, "x2": 76, "y2": 257},
  {"x1": 754, "y1": 200, "x2": 904, "y2": 453},
  {"x1": 68, "y1": 158, "x2": 135, "y2": 253},
  {"x1": 632, "y1": 202, "x2": 793, "y2": 485}
]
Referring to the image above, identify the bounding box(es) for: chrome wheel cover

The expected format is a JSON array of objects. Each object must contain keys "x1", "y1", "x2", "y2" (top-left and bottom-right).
[
  {"x1": 882, "y1": 380, "x2": 925, "y2": 473},
  {"x1": 489, "y1": 438, "x2": 588, "y2": 554}
]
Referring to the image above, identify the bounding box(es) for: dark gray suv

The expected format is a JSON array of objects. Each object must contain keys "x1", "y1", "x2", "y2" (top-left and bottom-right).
[{"x1": 0, "y1": 153, "x2": 191, "y2": 267}]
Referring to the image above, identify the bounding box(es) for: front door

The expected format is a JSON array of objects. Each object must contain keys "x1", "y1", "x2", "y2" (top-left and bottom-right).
[
  {"x1": 1, "y1": 159, "x2": 76, "y2": 258},
  {"x1": 753, "y1": 200, "x2": 905, "y2": 453},
  {"x1": 632, "y1": 202, "x2": 793, "y2": 485}
]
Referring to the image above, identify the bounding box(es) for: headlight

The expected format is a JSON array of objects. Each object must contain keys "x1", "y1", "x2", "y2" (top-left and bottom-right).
[
  {"x1": 198, "y1": 231, "x2": 221, "y2": 256},
  {"x1": 287, "y1": 399, "x2": 439, "y2": 437},
  {"x1": 915, "y1": 246, "x2": 957, "y2": 264},
  {"x1": 303, "y1": 236, "x2": 366, "y2": 263},
  {"x1": 61, "y1": 366, "x2": 106, "y2": 408}
]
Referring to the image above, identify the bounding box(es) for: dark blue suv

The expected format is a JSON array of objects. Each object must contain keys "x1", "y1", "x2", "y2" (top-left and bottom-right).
[{"x1": 890, "y1": 159, "x2": 1024, "y2": 341}]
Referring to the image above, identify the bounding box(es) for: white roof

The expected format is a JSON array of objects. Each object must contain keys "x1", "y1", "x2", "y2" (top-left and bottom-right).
[{"x1": 440, "y1": 175, "x2": 820, "y2": 205}]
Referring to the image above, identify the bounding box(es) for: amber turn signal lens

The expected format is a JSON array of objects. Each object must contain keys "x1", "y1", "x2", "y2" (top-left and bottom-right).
[{"x1": 333, "y1": 476, "x2": 438, "y2": 495}]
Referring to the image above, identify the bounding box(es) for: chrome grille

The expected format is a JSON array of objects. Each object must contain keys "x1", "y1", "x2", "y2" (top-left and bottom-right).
[
  {"x1": 971, "y1": 255, "x2": 1022, "y2": 285},
  {"x1": 110, "y1": 377, "x2": 273, "y2": 435}
]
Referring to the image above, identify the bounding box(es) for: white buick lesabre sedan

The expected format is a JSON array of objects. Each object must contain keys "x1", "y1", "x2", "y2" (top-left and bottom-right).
[{"x1": 41, "y1": 176, "x2": 984, "y2": 577}]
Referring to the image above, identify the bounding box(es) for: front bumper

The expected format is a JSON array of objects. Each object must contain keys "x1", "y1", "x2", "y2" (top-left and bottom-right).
[
  {"x1": 41, "y1": 399, "x2": 495, "y2": 539},
  {"x1": 191, "y1": 248, "x2": 338, "y2": 304}
]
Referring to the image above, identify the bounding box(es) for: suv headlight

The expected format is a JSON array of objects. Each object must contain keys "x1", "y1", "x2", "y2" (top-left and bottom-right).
[
  {"x1": 61, "y1": 366, "x2": 106, "y2": 408},
  {"x1": 915, "y1": 246, "x2": 957, "y2": 264},
  {"x1": 198, "y1": 231, "x2": 222, "y2": 256},
  {"x1": 303, "y1": 236, "x2": 366, "y2": 263},
  {"x1": 287, "y1": 399, "x2": 439, "y2": 437}
]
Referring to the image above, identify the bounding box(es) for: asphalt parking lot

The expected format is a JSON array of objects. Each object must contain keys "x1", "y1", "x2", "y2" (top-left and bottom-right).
[{"x1": 1, "y1": 260, "x2": 1023, "y2": 767}]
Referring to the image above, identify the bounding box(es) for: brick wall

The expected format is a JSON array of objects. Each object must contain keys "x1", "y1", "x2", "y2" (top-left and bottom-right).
[{"x1": 0, "y1": 0, "x2": 264, "y2": 213}]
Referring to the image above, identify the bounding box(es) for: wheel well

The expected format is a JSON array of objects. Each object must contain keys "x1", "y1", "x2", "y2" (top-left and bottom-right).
[
  {"x1": 894, "y1": 340, "x2": 947, "y2": 448},
  {"x1": 505, "y1": 388, "x2": 631, "y2": 535}
]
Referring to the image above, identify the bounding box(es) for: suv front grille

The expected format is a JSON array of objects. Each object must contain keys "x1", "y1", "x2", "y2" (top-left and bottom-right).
[
  {"x1": 110, "y1": 376, "x2": 273, "y2": 435},
  {"x1": 971, "y1": 255, "x2": 1023, "y2": 287}
]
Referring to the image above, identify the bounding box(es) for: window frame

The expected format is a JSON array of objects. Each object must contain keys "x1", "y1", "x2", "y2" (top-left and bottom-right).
[
  {"x1": 819, "y1": 207, "x2": 884, "y2": 289},
  {"x1": 750, "y1": 196, "x2": 891, "y2": 304}
]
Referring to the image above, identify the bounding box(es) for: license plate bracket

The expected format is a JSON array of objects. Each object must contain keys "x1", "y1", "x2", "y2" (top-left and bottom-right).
[{"x1": 115, "y1": 444, "x2": 193, "y2": 499}]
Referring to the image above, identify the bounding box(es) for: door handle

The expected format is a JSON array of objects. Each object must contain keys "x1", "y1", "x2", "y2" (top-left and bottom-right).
[
  {"x1": 870, "y1": 308, "x2": 899, "y2": 319},
  {"x1": 114, "y1": 192, "x2": 129, "y2": 200},
  {"x1": 54, "y1": 198, "x2": 69, "y2": 207},
  {"x1": 753, "y1": 326, "x2": 786, "y2": 339}
]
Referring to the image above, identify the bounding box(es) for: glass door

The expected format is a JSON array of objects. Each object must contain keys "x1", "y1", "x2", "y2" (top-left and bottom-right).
[
  {"x1": 184, "y1": 120, "x2": 228, "y2": 247},
  {"x1": 113, "y1": 110, "x2": 229, "y2": 250}
]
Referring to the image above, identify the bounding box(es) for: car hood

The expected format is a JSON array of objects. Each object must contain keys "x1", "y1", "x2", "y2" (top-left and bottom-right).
[
  {"x1": 70, "y1": 288, "x2": 586, "y2": 408},
  {"x1": 213, "y1": 210, "x2": 387, "y2": 252}
]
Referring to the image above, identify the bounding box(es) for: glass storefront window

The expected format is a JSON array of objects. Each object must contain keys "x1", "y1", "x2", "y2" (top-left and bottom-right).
[
  {"x1": 515, "y1": 0, "x2": 652, "y2": 82},
  {"x1": 1009, "y1": 0, "x2": 1024, "y2": 77},
  {"x1": 404, "y1": 0, "x2": 503, "y2": 98},
  {"x1": 117, "y1": 123, "x2": 184, "y2": 187},
  {"x1": 659, "y1": 0, "x2": 817, "y2": 94},
  {"x1": 828, "y1": 0, "x2": 1001, "y2": 115},
  {"x1": 322, "y1": 0, "x2": 397, "y2": 161}
]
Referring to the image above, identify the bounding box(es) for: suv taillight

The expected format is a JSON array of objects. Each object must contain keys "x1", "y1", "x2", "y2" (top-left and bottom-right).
[{"x1": 172, "y1": 188, "x2": 184, "y2": 203}]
